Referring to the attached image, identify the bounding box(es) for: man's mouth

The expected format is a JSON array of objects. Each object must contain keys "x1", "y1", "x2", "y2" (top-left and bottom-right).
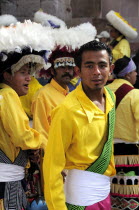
[
  {"x1": 92, "y1": 79, "x2": 102, "y2": 82},
  {"x1": 62, "y1": 74, "x2": 72, "y2": 79},
  {"x1": 23, "y1": 84, "x2": 29, "y2": 88}
]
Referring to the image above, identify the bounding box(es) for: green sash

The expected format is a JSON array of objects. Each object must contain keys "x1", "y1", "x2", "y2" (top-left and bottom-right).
[{"x1": 66, "y1": 87, "x2": 115, "y2": 210}]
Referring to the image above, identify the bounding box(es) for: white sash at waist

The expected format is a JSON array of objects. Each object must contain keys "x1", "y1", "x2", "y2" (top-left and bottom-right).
[
  {"x1": 64, "y1": 169, "x2": 110, "y2": 206},
  {"x1": 0, "y1": 163, "x2": 25, "y2": 182},
  {"x1": 114, "y1": 138, "x2": 139, "y2": 144}
]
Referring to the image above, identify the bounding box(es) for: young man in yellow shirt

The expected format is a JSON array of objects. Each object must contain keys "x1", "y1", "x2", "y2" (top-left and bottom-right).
[{"x1": 43, "y1": 40, "x2": 116, "y2": 210}]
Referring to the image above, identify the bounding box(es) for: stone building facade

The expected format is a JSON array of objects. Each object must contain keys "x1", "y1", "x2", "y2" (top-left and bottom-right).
[{"x1": 0, "y1": 0, "x2": 139, "y2": 54}]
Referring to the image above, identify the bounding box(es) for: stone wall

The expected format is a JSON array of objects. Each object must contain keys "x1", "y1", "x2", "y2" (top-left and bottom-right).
[
  {"x1": 0, "y1": 0, "x2": 139, "y2": 54},
  {"x1": 0, "y1": 0, "x2": 72, "y2": 22}
]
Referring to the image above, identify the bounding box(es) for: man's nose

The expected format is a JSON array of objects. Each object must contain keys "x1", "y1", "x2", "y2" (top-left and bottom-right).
[
  {"x1": 93, "y1": 66, "x2": 101, "y2": 74},
  {"x1": 26, "y1": 74, "x2": 31, "y2": 81},
  {"x1": 64, "y1": 67, "x2": 70, "y2": 72}
]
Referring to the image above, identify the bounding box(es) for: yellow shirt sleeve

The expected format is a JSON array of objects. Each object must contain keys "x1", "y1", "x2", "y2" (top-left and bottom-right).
[
  {"x1": 31, "y1": 92, "x2": 51, "y2": 148},
  {"x1": 43, "y1": 105, "x2": 72, "y2": 210},
  {"x1": 0, "y1": 88, "x2": 43, "y2": 150}
]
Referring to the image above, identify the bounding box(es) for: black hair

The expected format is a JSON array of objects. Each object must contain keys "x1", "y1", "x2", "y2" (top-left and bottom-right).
[
  {"x1": 113, "y1": 56, "x2": 131, "y2": 77},
  {"x1": 74, "y1": 40, "x2": 112, "y2": 68},
  {"x1": 132, "y1": 49, "x2": 139, "y2": 63}
]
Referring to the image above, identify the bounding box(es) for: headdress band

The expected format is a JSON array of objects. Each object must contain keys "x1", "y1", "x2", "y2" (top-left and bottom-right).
[
  {"x1": 54, "y1": 57, "x2": 75, "y2": 69},
  {"x1": 117, "y1": 59, "x2": 136, "y2": 77},
  {"x1": 11, "y1": 54, "x2": 48, "y2": 75}
]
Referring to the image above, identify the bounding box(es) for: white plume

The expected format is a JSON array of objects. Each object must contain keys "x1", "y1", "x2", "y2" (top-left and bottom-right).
[
  {"x1": 0, "y1": 20, "x2": 97, "y2": 56},
  {"x1": 0, "y1": 20, "x2": 55, "y2": 53},
  {"x1": 49, "y1": 22, "x2": 97, "y2": 51},
  {"x1": 34, "y1": 10, "x2": 66, "y2": 28}
]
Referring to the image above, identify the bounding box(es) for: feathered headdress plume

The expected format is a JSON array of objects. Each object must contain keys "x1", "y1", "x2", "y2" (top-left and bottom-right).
[
  {"x1": 34, "y1": 9, "x2": 66, "y2": 29},
  {"x1": 0, "y1": 20, "x2": 55, "y2": 74}
]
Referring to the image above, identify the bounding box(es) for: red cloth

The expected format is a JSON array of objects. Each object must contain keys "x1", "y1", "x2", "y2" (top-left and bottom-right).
[{"x1": 85, "y1": 194, "x2": 111, "y2": 210}]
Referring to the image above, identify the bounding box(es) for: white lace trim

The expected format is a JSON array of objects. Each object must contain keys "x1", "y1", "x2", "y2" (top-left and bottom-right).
[{"x1": 11, "y1": 54, "x2": 47, "y2": 74}]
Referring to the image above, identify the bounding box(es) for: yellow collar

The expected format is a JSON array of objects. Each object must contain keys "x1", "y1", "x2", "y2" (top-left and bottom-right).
[
  {"x1": 50, "y1": 78, "x2": 69, "y2": 96},
  {"x1": 75, "y1": 83, "x2": 115, "y2": 123}
]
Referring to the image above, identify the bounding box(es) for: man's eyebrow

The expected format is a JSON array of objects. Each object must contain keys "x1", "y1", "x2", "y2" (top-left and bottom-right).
[
  {"x1": 84, "y1": 61, "x2": 108, "y2": 65},
  {"x1": 98, "y1": 61, "x2": 108, "y2": 64},
  {"x1": 84, "y1": 61, "x2": 94, "y2": 64}
]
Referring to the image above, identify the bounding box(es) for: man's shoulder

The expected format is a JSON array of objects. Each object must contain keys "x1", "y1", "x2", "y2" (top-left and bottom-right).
[
  {"x1": 33, "y1": 83, "x2": 52, "y2": 98},
  {"x1": 129, "y1": 88, "x2": 139, "y2": 97},
  {"x1": 56, "y1": 90, "x2": 79, "y2": 111},
  {"x1": 119, "y1": 38, "x2": 130, "y2": 46},
  {"x1": 0, "y1": 86, "x2": 20, "y2": 107},
  {"x1": 0, "y1": 86, "x2": 17, "y2": 97}
]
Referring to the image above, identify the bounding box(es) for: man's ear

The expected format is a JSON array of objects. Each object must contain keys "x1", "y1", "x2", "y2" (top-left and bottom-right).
[
  {"x1": 110, "y1": 63, "x2": 115, "y2": 74},
  {"x1": 3, "y1": 72, "x2": 12, "y2": 82},
  {"x1": 124, "y1": 72, "x2": 131, "y2": 81},
  {"x1": 50, "y1": 67, "x2": 55, "y2": 76},
  {"x1": 74, "y1": 66, "x2": 81, "y2": 77}
]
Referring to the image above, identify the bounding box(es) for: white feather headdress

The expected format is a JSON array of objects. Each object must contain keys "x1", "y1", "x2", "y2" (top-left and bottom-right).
[
  {"x1": 0, "y1": 20, "x2": 55, "y2": 73},
  {"x1": 0, "y1": 20, "x2": 55, "y2": 52},
  {"x1": 49, "y1": 22, "x2": 97, "y2": 52},
  {"x1": 34, "y1": 10, "x2": 66, "y2": 29},
  {"x1": 106, "y1": 10, "x2": 138, "y2": 39}
]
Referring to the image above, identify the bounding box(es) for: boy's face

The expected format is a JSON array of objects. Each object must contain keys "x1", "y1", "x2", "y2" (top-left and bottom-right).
[
  {"x1": 75, "y1": 50, "x2": 114, "y2": 92},
  {"x1": 4, "y1": 64, "x2": 31, "y2": 96}
]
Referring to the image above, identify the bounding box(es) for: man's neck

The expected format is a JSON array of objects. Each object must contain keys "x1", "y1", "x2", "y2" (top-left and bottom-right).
[
  {"x1": 82, "y1": 85, "x2": 106, "y2": 112},
  {"x1": 53, "y1": 79, "x2": 67, "y2": 90}
]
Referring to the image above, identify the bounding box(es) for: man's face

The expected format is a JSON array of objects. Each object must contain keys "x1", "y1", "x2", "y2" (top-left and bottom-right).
[
  {"x1": 126, "y1": 70, "x2": 137, "y2": 85},
  {"x1": 53, "y1": 66, "x2": 74, "y2": 86},
  {"x1": 100, "y1": 37, "x2": 108, "y2": 44},
  {"x1": 76, "y1": 50, "x2": 113, "y2": 92},
  {"x1": 4, "y1": 64, "x2": 31, "y2": 96},
  {"x1": 109, "y1": 27, "x2": 120, "y2": 39}
]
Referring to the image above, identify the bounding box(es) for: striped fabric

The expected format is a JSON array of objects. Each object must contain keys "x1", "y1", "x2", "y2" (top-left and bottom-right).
[{"x1": 0, "y1": 149, "x2": 28, "y2": 210}]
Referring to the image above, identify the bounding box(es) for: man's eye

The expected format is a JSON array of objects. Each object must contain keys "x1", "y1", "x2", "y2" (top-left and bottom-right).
[
  {"x1": 99, "y1": 64, "x2": 107, "y2": 68},
  {"x1": 68, "y1": 67, "x2": 74, "y2": 70},
  {"x1": 86, "y1": 65, "x2": 93, "y2": 69}
]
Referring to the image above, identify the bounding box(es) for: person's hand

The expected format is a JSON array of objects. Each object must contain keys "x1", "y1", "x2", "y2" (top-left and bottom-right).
[{"x1": 28, "y1": 149, "x2": 40, "y2": 163}]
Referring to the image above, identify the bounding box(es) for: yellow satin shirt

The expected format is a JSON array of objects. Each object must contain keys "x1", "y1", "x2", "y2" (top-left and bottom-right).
[
  {"x1": 0, "y1": 83, "x2": 43, "y2": 162},
  {"x1": 112, "y1": 36, "x2": 130, "y2": 63},
  {"x1": 43, "y1": 83, "x2": 116, "y2": 210},
  {"x1": 31, "y1": 78, "x2": 69, "y2": 146},
  {"x1": 107, "y1": 79, "x2": 139, "y2": 142}
]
